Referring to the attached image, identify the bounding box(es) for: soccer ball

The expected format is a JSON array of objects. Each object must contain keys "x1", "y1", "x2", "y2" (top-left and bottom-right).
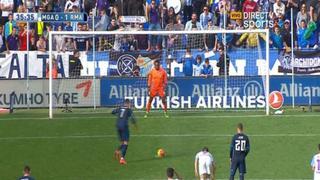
[{"x1": 157, "y1": 148, "x2": 166, "y2": 158}]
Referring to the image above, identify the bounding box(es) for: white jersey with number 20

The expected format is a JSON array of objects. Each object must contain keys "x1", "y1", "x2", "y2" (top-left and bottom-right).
[{"x1": 311, "y1": 153, "x2": 320, "y2": 180}]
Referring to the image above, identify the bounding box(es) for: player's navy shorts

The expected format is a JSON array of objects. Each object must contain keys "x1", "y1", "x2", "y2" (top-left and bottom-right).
[
  {"x1": 230, "y1": 158, "x2": 246, "y2": 175},
  {"x1": 117, "y1": 127, "x2": 129, "y2": 141}
]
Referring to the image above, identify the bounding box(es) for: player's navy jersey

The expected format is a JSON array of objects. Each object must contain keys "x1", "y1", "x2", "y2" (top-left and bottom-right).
[
  {"x1": 112, "y1": 106, "x2": 135, "y2": 129},
  {"x1": 18, "y1": 176, "x2": 35, "y2": 180},
  {"x1": 230, "y1": 133, "x2": 250, "y2": 159}
]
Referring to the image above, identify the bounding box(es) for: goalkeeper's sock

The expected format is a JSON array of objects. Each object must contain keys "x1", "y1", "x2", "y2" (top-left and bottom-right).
[
  {"x1": 121, "y1": 144, "x2": 128, "y2": 158},
  {"x1": 146, "y1": 101, "x2": 152, "y2": 113}
]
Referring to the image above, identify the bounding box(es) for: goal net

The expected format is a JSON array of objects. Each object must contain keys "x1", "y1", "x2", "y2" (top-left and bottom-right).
[{"x1": 48, "y1": 29, "x2": 270, "y2": 119}]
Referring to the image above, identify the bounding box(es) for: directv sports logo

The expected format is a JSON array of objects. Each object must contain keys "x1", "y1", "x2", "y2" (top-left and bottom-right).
[{"x1": 230, "y1": 12, "x2": 274, "y2": 28}]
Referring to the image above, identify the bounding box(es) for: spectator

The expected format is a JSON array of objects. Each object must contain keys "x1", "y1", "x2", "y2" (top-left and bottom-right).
[
  {"x1": 0, "y1": 0, "x2": 14, "y2": 26},
  {"x1": 29, "y1": 36, "x2": 37, "y2": 51},
  {"x1": 64, "y1": 37, "x2": 75, "y2": 51},
  {"x1": 273, "y1": 0, "x2": 285, "y2": 18},
  {"x1": 25, "y1": 0, "x2": 35, "y2": 12},
  {"x1": 236, "y1": 25, "x2": 266, "y2": 48},
  {"x1": 18, "y1": 25, "x2": 28, "y2": 51},
  {"x1": 167, "y1": 167, "x2": 182, "y2": 180},
  {"x1": 43, "y1": 24, "x2": 52, "y2": 42},
  {"x1": 174, "y1": 16, "x2": 184, "y2": 31},
  {"x1": 110, "y1": 4, "x2": 120, "y2": 21},
  {"x1": 216, "y1": 46, "x2": 230, "y2": 76},
  {"x1": 185, "y1": 13, "x2": 202, "y2": 31},
  {"x1": 131, "y1": 65, "x2": 140, "y2": 77},
  {"x1": 193, "y1": 55, "x2": 203, "y2": 77},
  {"x1": 74, "y1": 26, "x2": 89, "y2": 52},
  {"x1": 193, "y1": 0, "x2": 206, "y2": 18},
  {"x1": 4, "y1": 13, "x2": 16, "y2": 40},
  {"x1": 133, "y1": 24, "x2": 148, "y2": 50},
  {"x1": 6, "y1": 26, "x2": 18, "y2": 51},
  {"x1": 270, "y1": 26, "x2": 284, "y2": 50},
  {"x1": 64, "y1": 22, "x2": 73, "y2": 31},
  {"x1": 285, "y1": 0, "x2": 299, "y2": 20},
  {"x1": 95, "y1": 9, "x2": 109, "y2": 31},
  {"x1": 205, "y1": 20, "x2": 218, "y2": 51},
  {"x1": 36, "y1": 7, "x2": 45, "y2": 37},
  {"x1": 165, "y1": 19, "x2": 177, "y2": 49},
  {"x1": 281, "y1": 19, "x2": 295, "y2": 49},
  {"x1": 194, "y1": 147, "x2": 216, "y2": 180},
  {"x1": 296, "y1": 3, "x2": 309, "y2": 29},
  {"x1": 242, "y1": 0, "x2": 258, "y2": 13},
  {"x1": 46, "y1": 57, "x2": 58, "y2": 79},
  {"x1": 218, "y1": 0, "x2": 231, "y2": 28},
  {"x1": 16, "y1": 5, "x2": 26, "y2": 31},
  {"x1": 0, "y1": 26, "x2": 5, "y2": 53},
  {"x1": 309, "y1": 0, "x2": 320, "y2": 22},
  {"x1": 54, "y1": 25, "x2": 65, "y2": 52},
  {"x1": 127, "y1": 0, "x2": 143, "y2": 16},
  {"x1": 200, "y1": 58, "x2": 213, "y2": 77},
  {"x1": 36, "y1": 36, "x2": 47, "y2": 52},
  {"x1": 64, "y1": 0, "x2": 80, "y2": 12},
  {"x1": 95, "y1": 0, "x2": 109, "y2": 15},
  {"x1": 184, "y1": 0, "x2": 193, "y2": 23},
  {"x1": 165, "y1": 7, "x2": 176, "y2": 27},
  {"x1": 200, "y1": 5, "x2": 215, "y2": 30},
  {"x1": 180, "y1": 48, "x2": 194, "y2": 77},
  {"x1": 69, "y1": 50, "x2": 83, "y2": 77},
  {"x1": 108, "y1": 18, "x2": 119, "y2": 31},
  {"x1": 18, "y1": 166, "x2": 35, "y2": 180},
  {"x1": 146, "y1": 0, "x2": 162, "y2": 51},
  {"x1": 297, "y1": 20, "x2": 308, "y2": 49},
  {"x1": 51, "y1": 0, "x2": 65, "y2": 13}
]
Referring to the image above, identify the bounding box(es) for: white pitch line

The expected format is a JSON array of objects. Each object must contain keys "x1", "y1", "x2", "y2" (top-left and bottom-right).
[
  {"x1": 0, "y1": 133, "x2": 319, "y2": 141},
  {"x1": 1, "y1": 114, "x2": 320, "y2": 121}
]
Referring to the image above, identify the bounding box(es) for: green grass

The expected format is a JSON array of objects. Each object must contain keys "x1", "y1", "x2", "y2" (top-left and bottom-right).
[{"x1": 0, "y1": 108, "x2": 319, "y2": 179}]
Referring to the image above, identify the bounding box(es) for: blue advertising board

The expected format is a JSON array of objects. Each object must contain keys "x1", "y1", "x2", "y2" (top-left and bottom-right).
[{"x1": 100, "y1": 76, "x2": 320, "y2": 108}]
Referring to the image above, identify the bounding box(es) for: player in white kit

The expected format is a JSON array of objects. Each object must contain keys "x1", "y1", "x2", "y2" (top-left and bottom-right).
[
  {"x1": 311, "y1": 144, "x2": 320, "y2": 180},
  {"x1": 194, "y1": 147, "x2": 216, "y2": 180}
]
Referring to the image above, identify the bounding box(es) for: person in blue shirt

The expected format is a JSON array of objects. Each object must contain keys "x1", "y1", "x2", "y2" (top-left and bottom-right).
[
  {"x1": 297, "y1": 20, "x2": 309, "y2": 49},
  {"x1": 18, "y1": 166, "x2": 35, "y2": 180},
  {"x1": 180, "y1": 48, "x2": 195, "y2": 76},
  {"x1": 270, "y1": 26, "x2": 284, "y2": 50},
  {"x1": 112, "y1": 99, "x2": 137, "y2": 165},
  {"x1": 200, "y1": 58, "x2": 213, "y2": 77},
  {"x1": 230, "y1": 123, "x2": 250, "y2": 180}
]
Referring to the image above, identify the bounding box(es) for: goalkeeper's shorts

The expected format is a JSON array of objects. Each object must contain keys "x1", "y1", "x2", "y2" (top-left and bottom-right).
[{"x1": 149, "y1": 88, "x2": 165, "y2": 98}]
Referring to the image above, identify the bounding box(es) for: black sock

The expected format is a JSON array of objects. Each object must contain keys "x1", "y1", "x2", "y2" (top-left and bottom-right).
[
  {"x1": 229, "y1": 175, "x2": 235, "y2": 180},
  {"x1": 240, "y1": 173, "x2": 244, "y2": 180},
  {"x1": 121, "y1": 144, "x2": 128, "y2": 158}
]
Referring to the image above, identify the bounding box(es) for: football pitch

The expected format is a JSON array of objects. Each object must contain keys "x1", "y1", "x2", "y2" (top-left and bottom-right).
[{"x1": 0, "y1": 108, "x2": 319, "y2": 179}]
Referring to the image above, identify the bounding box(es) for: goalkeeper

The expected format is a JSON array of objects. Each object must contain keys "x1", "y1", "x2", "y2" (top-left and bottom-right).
[{"x1": 144, "y1": 60, "x2": 169, "y2": 118}]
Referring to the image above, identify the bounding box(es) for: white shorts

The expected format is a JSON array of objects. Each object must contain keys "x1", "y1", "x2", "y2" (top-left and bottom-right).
[{"x1": 198, "y1": 159, "x2": 212, "y2": 175}]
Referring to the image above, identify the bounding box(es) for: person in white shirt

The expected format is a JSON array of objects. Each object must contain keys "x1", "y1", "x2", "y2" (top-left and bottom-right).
[
  {"x1": 64, "y1": 0, "x2": 80, "y2": 12},
  {"x1": 273, "y1": 0, "x2": 285, "y2": 17},
  {"x1": 193, "y1": 55, "x2": 203, "y2": 77},
  {"x1": 0, "y1": 0, "x2": 14, "y2": 25},
  {"x1": 311, "y1": 144, "x2": 320, "y2": 180},
  {"x1": 194, "y1": 147, "x2": 216, "y2": 180}
]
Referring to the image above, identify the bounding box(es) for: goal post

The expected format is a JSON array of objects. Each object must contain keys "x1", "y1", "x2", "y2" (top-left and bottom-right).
[{"x1": 48, "y1": 29, "x2": 270, "y2": 119}]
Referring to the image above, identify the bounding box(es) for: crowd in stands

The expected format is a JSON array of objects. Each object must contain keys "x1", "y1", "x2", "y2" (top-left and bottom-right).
[{"x1": 0, "y1": 0, "x2": 320, "y2": 53}]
